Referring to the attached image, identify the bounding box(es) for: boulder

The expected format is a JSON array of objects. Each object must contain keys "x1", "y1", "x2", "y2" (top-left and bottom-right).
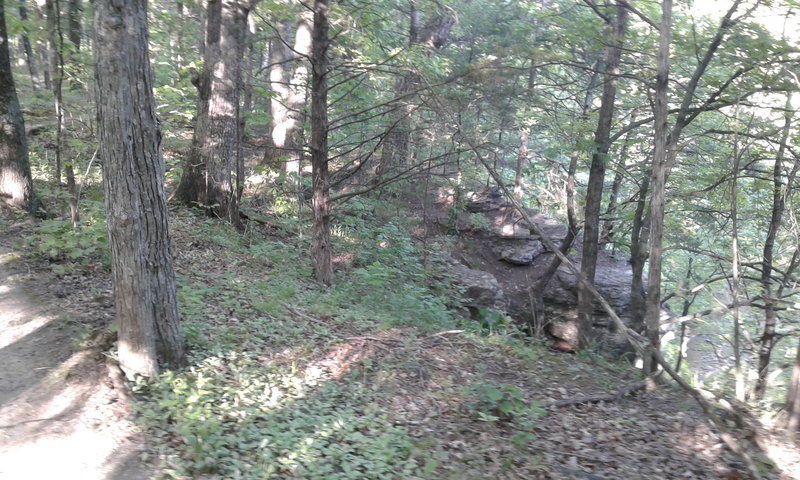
[
  {"x1": 447, "y1": 261, "x2": 504, "y2": 310},
  {"x1": 494, "y1": 239, "x2": 545, "y2": 265}
]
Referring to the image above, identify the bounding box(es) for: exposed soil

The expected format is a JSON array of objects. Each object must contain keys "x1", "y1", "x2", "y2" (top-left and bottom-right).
[{"x1": 0, "y1": 221, "x2": 150, "y2": 480}]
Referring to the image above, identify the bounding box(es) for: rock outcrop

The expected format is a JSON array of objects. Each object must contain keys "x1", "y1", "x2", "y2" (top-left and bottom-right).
[{"x1": 444, "y1": 188, "x2": 637, "y2": 355}]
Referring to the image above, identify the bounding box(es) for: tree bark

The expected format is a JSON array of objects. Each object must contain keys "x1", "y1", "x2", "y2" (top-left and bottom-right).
[
  {"x1": 577, "y1": 1, "x2": 627, "y2": 348},
  {"x1": 67, "y1": 0, "x2": 81, "y2": 51},
  {"x1": 376, "y1": 4, "x2": 453, "y2": 178},
  {"x1": 311, "y1": 0, "x2": 331, "y2": 286},
  {"x1": 0, "y1": 0, "x2": 38, "y2": 215},
  {"x1": 629, "y1": 174, "x2": 649, "y2": 332},
  {"x1": 755, "y1": 93, "x2": 794, "y2": 399},
  {"x1": 513, "y1": 129, "x2": 528, "y2": 201},
  {"x1": 175, "y1": 0, "x2": 254, "y2": 227},
  {"x1": 263, "y1": 10, "x2": 312, "y2": 178},
  {"x1": 643, "y1": 0, "x2": 672, "y2": 375},
  {"x1": 16, "y1": 0, "x2": 42, "y2": 91},
  {"x1": 785, "y1": 340, "x2": 800, "y2": 436},
  {"x1": 93, "y1": 0, "x2": 185, "y2": 377}
]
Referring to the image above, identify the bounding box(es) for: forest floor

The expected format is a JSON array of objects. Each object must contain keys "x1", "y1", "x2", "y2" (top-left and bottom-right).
[
  {"x1": 0, "y1": 219, "x2": 150, "y2": 480},
  {"x1": 2, "y1": 207, "x2": 800, "y2": 479}
]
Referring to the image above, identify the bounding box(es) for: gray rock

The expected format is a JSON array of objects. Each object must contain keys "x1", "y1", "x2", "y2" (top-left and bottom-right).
[
  {"x1": 447, "y1": 261, "x2": 504, "y2": 309},
  {"x1": 494, "y1": 239, "x2": 544, "y2": 265}
]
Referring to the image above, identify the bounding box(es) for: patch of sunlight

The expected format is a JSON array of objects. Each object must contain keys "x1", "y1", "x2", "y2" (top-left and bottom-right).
[
  {"x1": 0, "y1": 306, "x2": 55, "y2": 349},
  {"x1": 0, "y1": 252, "x2": 20, "y2": 264},
  {"x1": 0, "y1": 353, "x2": 130, "y2": 480}
]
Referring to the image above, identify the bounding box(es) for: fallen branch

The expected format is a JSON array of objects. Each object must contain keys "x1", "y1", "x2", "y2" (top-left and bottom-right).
[
  {"x1": 544, "y1": 380, "x2": 646, "y2": 408},
  {"x1": 282, "y1": 303, "x2": 330, "y2": 328}
]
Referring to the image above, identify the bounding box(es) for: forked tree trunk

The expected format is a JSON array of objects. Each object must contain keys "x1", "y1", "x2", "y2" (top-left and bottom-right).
[
  {"x1": 576, "y1": 1, "x2": 627, "y2": 348},
  {"x1": 0, "y1": 0, "x2": 38, "y2": 214},
  {"x1": 311, "y1": 0, "x2": 331, "y2": 285},
  {"x1": 94, "y1": 0, "x2": 185, "y2": 377},
  {"x1": 175, "y1": 0, "x2": 254, "y2": 227}
]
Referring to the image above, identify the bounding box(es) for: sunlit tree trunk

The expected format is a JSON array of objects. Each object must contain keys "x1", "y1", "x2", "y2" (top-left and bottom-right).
[
  {"x1": 175, "y1": 0, "x2": 254, "y2": 227},
  {"x1": 0, "y1": 0, "x2": 38, "y2": 215},
  {"x1": 264, "y1": 10, "x2": 312, "y2": 178},
  {"x1": 577, "y1": 0, "x2": 627, "y2": 348},
  {"x1": 94, "y1": 0, "x2": 185, "y2": 377}
]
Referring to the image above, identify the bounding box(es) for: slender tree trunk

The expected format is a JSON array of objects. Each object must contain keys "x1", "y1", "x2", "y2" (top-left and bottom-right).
[
  {"x1": 755, "y1": 93, "x2": 794, "y2": 399},
  {"x1": 513, "y1": 129, "x2": 528, "y2": 201},
  {"x1": 643, "y1": 0, "x2": 672, "y2": 376},
  {"x1": 629, "y1": 174, "x2": 650, "y2": 331},
  {"x1": 17, "y1": 0, "x2": 42, "y2": 91},
  {"x1": 577, "y1": 1, "x2": 627, "y2": 348},
  {"x1": 311, "y1": 0, "x2": 332, "y2": 285},
  {"x1": 44, "y1": 0, "x2": 62, "y2": 183},
  {"x1": 0, "y1": 0, "x2": 38, "y2": 215},
  {"x1": 600, "y1": 114, "x2": 637, "y2": 249},
  {"x1": 729, "y1": 107, "x2": 744, "y2": 402},
  {"x1": 94, "y1": 0, "x2": 185, "y2": 377},
  {"x1": 67, "y1": 0, "x2": 80, "y2": 49}
]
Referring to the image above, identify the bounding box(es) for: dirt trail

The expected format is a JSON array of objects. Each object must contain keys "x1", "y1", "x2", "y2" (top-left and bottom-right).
[{"x1": 0, "y1": 228, "x2": 149, "y2": 480}]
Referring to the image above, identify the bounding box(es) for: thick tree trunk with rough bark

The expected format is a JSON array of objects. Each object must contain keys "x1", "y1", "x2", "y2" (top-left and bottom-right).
[
  {"x1": 0, "y1": 1, "x2": 38, "y2": 214},
  {"x1": 311, "y1": 0, "x2": 331, "y2": 286},
  {"x1": 577, "y1": 1, "x2": 627, "y2": 348},
  {"x1": 94, "y1": 0, "x2": 185, "y2": 377},
  {"x1": 176, "y1": 0, "x2": 253, "y2": 227}
]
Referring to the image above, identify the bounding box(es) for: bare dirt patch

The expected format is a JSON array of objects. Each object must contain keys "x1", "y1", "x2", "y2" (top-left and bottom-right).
[{"x1": 0, "y1": 222, "x2": 150, "y2": 480}]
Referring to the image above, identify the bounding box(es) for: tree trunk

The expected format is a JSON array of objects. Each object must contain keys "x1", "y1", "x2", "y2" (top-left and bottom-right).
[
  {"x1": 513, "y1": 129, "x2": 528, "y2": 201},
  {"x1": 629, "y1": 174, "x2": 649, "y2": 332},
  {"x1": 263, "y1": 20, "x2": 292, "y2": 167},
  {"x1": 264, "y1": 10, "x2": 312, "y2": 178},
  {"x1": 311, "y1": 0, "x2": 332, "y2": 286},
  {"x1": 175, "y1": 0, "x2": 253, "y2": 227},
  {"x1": 376, "y1": 4, "x2": 453, "y2": 178},
  {"x1": 755, "y1": 93, "x2": 794, "y2": 399},
  {"x1": 785, "y1": 340, "x2": 800, "y2": 436},
  {"x1": 44, "y1": 0, "x2": 62, "y2": 183},
  {"x1": 0, "y1": 0, "x2": 38, "y2": 215},
  {"x1": 577, "y1": 1, "x2": 627, "y2": 348},
  {"x1": 93, "y1": 0, "x2": 185, "y2": 377},
  {"x1": 643, "y1": 0, "x2": 672, "y2": 375},
  {"x1": 16, "y1": 0, "x2": 42, "y2": 91},
  {"x1": 67, "y1": 0, "x2": 81, "y2": 51},
  {"x1": 729, "y1": 107, "x2": 744, "y2": 401}
]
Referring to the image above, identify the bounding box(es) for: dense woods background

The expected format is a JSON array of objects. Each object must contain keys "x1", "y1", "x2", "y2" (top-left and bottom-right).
[{"x1": 1, "y1": 0, "x2": 800, "y2": 478}]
